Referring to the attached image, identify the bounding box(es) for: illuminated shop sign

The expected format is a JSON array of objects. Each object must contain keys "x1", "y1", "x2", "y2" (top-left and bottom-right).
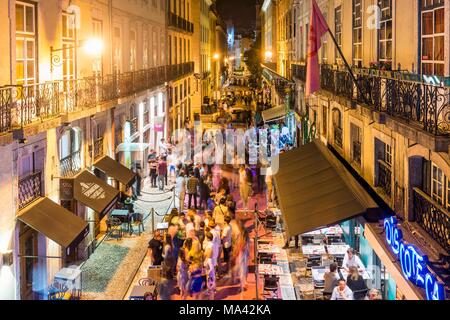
[{"x1": 384, "y1": 217, "x2": 446, "y2": 300}]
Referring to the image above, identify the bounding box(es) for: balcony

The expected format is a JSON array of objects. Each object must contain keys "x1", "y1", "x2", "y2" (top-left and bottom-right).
[
  {"x1": 377, "y1": 160, "x2": 392, "y2": 197},
  {"x1": 291, "y1": 63, "x2": 306, "y2": 82},
  {"x1": 168, "y1": 12, "x2": 194, "y2": 33},
  {"x1": 413, "y1": 187, "x2": 450, "y2": 252},
  {"x1": 93, "y1": 137, "x2": 104, "y2": 161},
  {"x1": 0, "y1": 64, "x2": 193, "y2": 134},
  {"x1": 316, "y1": 64, "x2": 450, "y2": 136},
  {"x1": 18, "y1": 171, "x2": 42, "y2": 210},
  {"x1": 129, "y1": 117, "x2": 138, "y2": 136},
  {"x1": 60, "y1": 151, "x2": 82, "y2": 178}
]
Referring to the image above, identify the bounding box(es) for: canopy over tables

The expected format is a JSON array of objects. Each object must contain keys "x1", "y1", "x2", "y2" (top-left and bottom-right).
[
  {"x1": 93, "y1": 155, "x2": 136, "y2": 187},
  {"x1": 274, "y1": 140, "x2": 381, "y2": 238}
]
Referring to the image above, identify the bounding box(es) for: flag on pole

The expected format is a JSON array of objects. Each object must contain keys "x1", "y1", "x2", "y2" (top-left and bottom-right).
[{"x1": 305, "y1": 0, "x2": 330, "y2": 97}]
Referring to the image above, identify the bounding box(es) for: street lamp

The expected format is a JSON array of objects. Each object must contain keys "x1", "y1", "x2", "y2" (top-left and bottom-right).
[
  {"x1": 264, "y1": 50, "x2": 273, "y2": 60},
  {"x1": 213, "y1": 52, "x2": 220, "y2": 60},
  {"x1": 50, "y1": 38, "x2": 104, "y2": 74}
]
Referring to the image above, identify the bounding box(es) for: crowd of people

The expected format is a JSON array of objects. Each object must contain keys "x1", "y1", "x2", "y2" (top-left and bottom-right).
[{"x1": 148, "y1": 202, "x2": 251, "y2": 299}]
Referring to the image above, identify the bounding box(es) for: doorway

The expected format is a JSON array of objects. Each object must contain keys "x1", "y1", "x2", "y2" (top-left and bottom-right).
[{"x1": 19, "y1": 224, "x2": 39, "y2": 300}]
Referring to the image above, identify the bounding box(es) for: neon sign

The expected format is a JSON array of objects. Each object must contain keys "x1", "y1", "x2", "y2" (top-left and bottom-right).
[{"x1": 384, "y1": 217, "x2": 446, "y2": 300}]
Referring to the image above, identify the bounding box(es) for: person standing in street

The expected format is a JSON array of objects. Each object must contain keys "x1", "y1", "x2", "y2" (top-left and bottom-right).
[
  {"x1": 157, "y1": 157, "x2": 168, "y2": 191},
  {"x1": 187, "y1": 172, "x2": 199, "y2": 209},
  {"x1": 148, "y1": 150, "x2": 158, "y2": 188},
  {"x1": 175, "y1": 172, "x2": 186, "y2": 212},
  {"x1": 239, "y1": 165, "x2": 251, "y2": 212}
]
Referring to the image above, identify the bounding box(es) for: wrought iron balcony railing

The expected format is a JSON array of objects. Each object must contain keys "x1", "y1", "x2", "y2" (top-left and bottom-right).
[
  {"x1": 168, "y1": 12, "x2": 194, "y2": 33},
  {"x1": 316, "y1": 64, "x2": 450, "y2": 135},
  {"x1": 129, "y1": 117, "x2": 138, "y2": 136},
  {"x1": 60, "y1": 151, "x2": 82, "y2": 178},
  {"x1": 413, "y1": 187, "x2": 450, "y2": 252},
  {"x1": 377, "y1": 160, "x2": 392, "y2": 197},
  {"x1": 0, "y1": 63, "x2": 193, "y2": 134},
  {"x1": 18, "y1": 171, "x2": 42, "y2": 210}
]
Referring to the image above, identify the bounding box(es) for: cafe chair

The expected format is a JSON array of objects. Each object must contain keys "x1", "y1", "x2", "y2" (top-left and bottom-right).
[
  {"x1": 106, "y1": 217, "x2": 123, "y2": 241},
  {"x1": 263, "y1": 275, "x2": 279, "y2": 299},
  {"x1": 48, "y1": 284, "x2": 70, "y2": 300},
  {"x1": 307, "y1": 255, "x2": 322, "y2": 268},
  {"x1": 130, "y1": 213, "x2": 145, "y2": 236},
  {"x1": 139, "y1": 277, "x2": 157, "y2": 286},
  {"x1": 321, "y1": 256, "x2": 334, "y2": 267},
  {"x1": 297, "y1": 278, "x2": 316, "y2": 300}
]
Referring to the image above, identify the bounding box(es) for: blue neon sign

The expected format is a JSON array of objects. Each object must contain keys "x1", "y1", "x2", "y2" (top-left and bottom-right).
[{"x1": 384, "y1": 217, "x2": 446, "y2": 300}]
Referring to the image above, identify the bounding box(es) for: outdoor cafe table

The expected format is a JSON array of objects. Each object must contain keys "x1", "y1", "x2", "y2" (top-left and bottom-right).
[
  {"x1": 258, "y1": 243, "x2": 281, "y2": 254},
  {"x1": 258, "y1": 264, "x2": 284, "y2": 276},
  {"x1": 53, "y1": 268, "x2": 82, "y2": 300},
  {"x1": 129, "y1": 285, "x2": 157, "y2": 300},
  {"x1": 301, "y1": 245, "x2": 327, "y2": 255},
  {"x1": 110, "y1": 209, "x2": 132, "y2": 233},
  {"x1": 311, "y1": 267, "x2": 372, "y2": 283},
  {"x1": 326, "y1": 244, "x2": 350, "y2": 256}
]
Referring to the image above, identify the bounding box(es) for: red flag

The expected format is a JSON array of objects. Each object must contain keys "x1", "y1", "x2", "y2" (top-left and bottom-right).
[{"x1": 306, "y1": 0, "x2": 330, "y2": 96}]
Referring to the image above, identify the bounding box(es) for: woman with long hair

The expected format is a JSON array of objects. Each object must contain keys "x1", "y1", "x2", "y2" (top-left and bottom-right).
[
  {"x1": 162, "y1": 234, "x2": 175, "y2": 279},
  {"x1": 177, "y1": 249, "x2": 189, "y2": 299}
]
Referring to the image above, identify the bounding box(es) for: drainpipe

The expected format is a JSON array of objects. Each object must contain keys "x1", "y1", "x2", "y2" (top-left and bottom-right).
[
  {"x1": 8, "y1": 0, "x2": 13, "y2": 84},
  {"x1": 109, "y1": 0, "x2": 114, "y2": 73}
]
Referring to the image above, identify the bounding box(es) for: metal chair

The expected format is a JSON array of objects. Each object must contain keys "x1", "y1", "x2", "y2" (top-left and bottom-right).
[
  {"x1": 263, "y1": 275, "x2": 279, "y2": 300},
  {"x1": 106, "y1": 217, "x2": 123, "y2": 240},
  {"x1": 130, "y1": 213, "x2": 145, "y2": 236},
  {"x1": 48, "y1": 284, "x2": 69, "y2": 300},
  {"x1": 138, "y1": 277, "x2": 157, "y2": 286}
]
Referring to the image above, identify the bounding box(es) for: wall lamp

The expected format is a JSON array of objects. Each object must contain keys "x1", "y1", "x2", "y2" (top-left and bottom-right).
[
  {"x1": 50, "y1": 38, "x2": 104, "y2": 74},
  {"x1": 1, "y1": 250, "x2": 13, "y2": 267}
]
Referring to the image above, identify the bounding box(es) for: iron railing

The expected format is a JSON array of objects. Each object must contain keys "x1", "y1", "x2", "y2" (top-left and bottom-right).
[
  {"x1": 168, "y1": 12, "x2": 194, "y2": 33},
  {"x1": 93, "y1": 137, "x2": 104, "y2": 161},
  {"x1": 316, "y1": 64, "x2": 450, "y2": 135},
  {"x1": 129, "y1": 117, "x2": 138, "y2": 136},
  {"x1": 60, "y1": 151, "x2": 82, "y2": 178},
  {"x1": 0, "y1": 63, "x2": 194, "y2": 134},
  {"x1": 292, "y1": 63, "x2": 306, "y2": 82},
  {"x1": 18, "y1": 171, "x2": 42, "y2": 210},
  {"x1": 353, "y1": 140, "x2": 362, "y2": 166},
  {"x1": 413, "y1": 187, "x2": 450, "y2": 252},
  {"x1": 377, "y1": 160, "x2": 392, "y2": 197}
]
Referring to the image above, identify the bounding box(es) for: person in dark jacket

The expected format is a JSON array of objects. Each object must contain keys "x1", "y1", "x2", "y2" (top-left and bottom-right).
[
  {"x1": 323, "y1": 263, "x2": 339, "y2": 299},
  {"x1": 198, "y1": 177, "x2": 211, "y2": 210},
  {"x1": 346, "y1": 266, "x2": 368, "y2": 300}
]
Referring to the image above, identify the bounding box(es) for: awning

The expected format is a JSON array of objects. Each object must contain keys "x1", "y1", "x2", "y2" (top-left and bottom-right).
[
  {"x1": 74, "y1": 170, "x2": 120, "y2": 219},
  {"x1": 94, "y1": 156, "x2": 136, "y2": 187},
  {"x1": 17, "y1": 197, "x2": 89, "y2": 248},
  {"x1": 273, "y1": 140, "x2": 380, "y2": 237},
  {"x1": 262, "y1": 106, "x2": 286, "y2": 122}
]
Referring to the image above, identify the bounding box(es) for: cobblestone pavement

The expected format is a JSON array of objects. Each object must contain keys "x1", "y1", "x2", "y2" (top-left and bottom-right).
[{"x1": 81, "y1": 177, "x2": 176, "y2": 300}]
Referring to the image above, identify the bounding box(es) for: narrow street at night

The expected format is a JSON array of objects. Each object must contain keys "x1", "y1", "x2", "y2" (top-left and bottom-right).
[{"x1": 0, "y1": 0, "x2": 448, "y2": 316}]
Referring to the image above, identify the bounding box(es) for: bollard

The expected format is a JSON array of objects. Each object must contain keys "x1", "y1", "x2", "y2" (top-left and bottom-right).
[{"x1": 151, "y1": 208, "x2": 155, "y2": 233}]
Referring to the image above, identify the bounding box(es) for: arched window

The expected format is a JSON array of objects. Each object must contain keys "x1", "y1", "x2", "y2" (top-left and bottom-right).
[{"x1": 332, "y1": 108, "x2": 342, "y2": 129}]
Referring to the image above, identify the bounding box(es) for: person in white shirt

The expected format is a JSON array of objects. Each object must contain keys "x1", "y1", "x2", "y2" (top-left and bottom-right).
[
  {"x1": 175, "y1": 172, "x2": 186, "y2": 212},
  {"x1": 221, "y1": 216, "x2": 233, "y2": 274},
  {"x1": 185, "y1": 215, "x2": 195, "y2": 239},
  {"x1": 331, "y1": 279, "x2": 354, "y2": 300},
  {"x1": 203, "y1": 232, "x2": 216, "y2": 296},
  {"x1": 342, "y1": 248, "x2": 365, "y2": 272},
  {"x1": 208, "y1": 220, "x2": 221, "y2": 268}
]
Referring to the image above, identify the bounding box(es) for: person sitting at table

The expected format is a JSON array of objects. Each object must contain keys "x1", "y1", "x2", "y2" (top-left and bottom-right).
[
  {"x1": 346, "y1": 266, "x2": 368, "y2": 300},
  {"x1": 342, "y1": 248, "x2": 365, "y2": 272},
  {"x1": 366, "y1": 288, "x2": 383, "y2": 300},
  {"x1": 323, "y1": 263, "x2": 340, "y2": 300},
  {"x1": 330, "y1": 279, "x2": 354, "y2": 300}
]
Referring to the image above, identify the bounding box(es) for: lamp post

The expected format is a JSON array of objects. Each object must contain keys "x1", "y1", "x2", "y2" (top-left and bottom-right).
[{"x1": 50, "y1": 38, "x2": 104, "y2": 75}]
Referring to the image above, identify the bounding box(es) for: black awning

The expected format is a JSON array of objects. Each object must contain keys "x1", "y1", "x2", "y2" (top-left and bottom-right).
[
  {"x1": 93, "y1": 155, "x2": 136, "y2": 187},
  {"x1": 17, "y1": 197, "x2": 89, "y2": 248},
  {"x1": 74, "y1": 170, "x2": 120, "y2": 219},
  {"x1": 273, "y1": 140, "x2": 381, "y2": 238}
]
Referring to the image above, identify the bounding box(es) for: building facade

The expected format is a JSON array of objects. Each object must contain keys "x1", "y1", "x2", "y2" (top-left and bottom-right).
[
  {"x1": 260, "y1": 0, "x2": 450, "y2": 299},
  {"x1": 0, "y1": 0, "x2": 196, "y2": 300}
]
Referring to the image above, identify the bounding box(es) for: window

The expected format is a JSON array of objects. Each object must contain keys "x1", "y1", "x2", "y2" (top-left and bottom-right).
[
  {"x1": 160, "y1": 30, "x2": 165, "y2": 66},
  {"x1": 153, "y1": 28, "x2": 158, "y2": 66},
  {"x1": 62, "y1": 12, "x2": 76, "y2": 85},
  {"x1": 92, "y1": 19, "x2": 103, "y2": 75},
  {"x1": 143, "y1": 28, "x2": 149, "y2": 69},
  {"x1": 385, "y1": 143, "x2": 392, "y2": 166},
  {"x1": 113, "y1": 26, "x2": 122, "y2": 73},
  {"x1": 16, "y1": 1, "x2": 36, "y2": 86},
  {"x1": 432, "y1": 163, "x2": 445, "y2": 205},
  {"x1": 352, "y1": 0, "x2": 363, "y2": 67},
  {"x1": 350, "y1": 123, "x2": 362, "y2": 166},
  {"x1": 334, "y1": 6, "x2": 342, "y2": 63},
  {"x1": 130, "y1": 29, "x2": 137, "y2": 71},
  {"x1": 421, "y1": 1, "x2": 445, "y2": 76},
  {"x1": 321, "y1": 12, "x2": 328, "y2": 63},
  {"x1": 378, "y1": 0, "x2": 392, "y2": 64}
]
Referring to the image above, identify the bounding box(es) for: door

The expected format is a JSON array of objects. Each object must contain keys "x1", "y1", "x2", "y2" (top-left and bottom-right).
[{"x1": 19, "y1": 225, "x2": 39, "y2": 300}]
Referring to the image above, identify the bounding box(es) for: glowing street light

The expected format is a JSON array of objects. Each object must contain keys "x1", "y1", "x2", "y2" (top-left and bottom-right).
[
  {"x1": 83, "y1": 38, "x2": 104, "y2": 56},
  {"x1": 265, "y1": 50, "x2": 273, "y2": 60},
  {"x1": 213, "y1": 53, "x2": 220, "y2": 60}
]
